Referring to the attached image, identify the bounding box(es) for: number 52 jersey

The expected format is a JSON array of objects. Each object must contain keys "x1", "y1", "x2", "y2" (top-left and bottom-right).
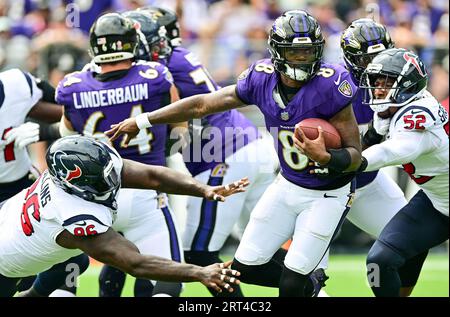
[{"x1": 56, "y1": 61, "x2": 173, "y2": 166}]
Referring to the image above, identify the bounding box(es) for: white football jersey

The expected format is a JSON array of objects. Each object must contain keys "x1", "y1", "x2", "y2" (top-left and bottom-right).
[
  {"x1": 0, "y1": 69, "x2": 43, "y2": 183},
  {"x1": 364, "y1": 92, "x2": 449, "y2": 215},
  {"x1": 0, "y1": 150, "x2": 123, "y2": 278}
]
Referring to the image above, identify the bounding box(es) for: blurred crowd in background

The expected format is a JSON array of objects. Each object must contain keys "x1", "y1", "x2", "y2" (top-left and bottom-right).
[{"x1": 0, "y1": 0, "x2": 448, "y2": 251}]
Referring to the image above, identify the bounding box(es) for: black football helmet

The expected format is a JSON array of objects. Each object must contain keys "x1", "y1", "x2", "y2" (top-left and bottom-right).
[
  {"x1": 89, "y1": 13, "x2": 139, "y2": 64},
  {"x1": 360, "y1": 48, "x2": 428, "y2": 112},
  {"x1": 138, "y1": 6, "x2": 181, "y2": 47},
  {"x1": 123, "y1": 10, "x2": 172, "y2": 62},
  {"x1": 268, "y1": 10, "x2": 325, "y2": 82},
  {"x1": 46, "y1": 136, "x2": 121, "y2": 209},
  {"x1": 341, "y1": 18, "x2": 394, "y2": 81}
]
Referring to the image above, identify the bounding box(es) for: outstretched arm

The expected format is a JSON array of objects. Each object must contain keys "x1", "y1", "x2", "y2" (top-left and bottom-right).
[
  {"x1": 56, "y1": 229, "x2": 240, "y2": 293},
  {"x1": 121, "y1": 159, "x2": 249, "y2": 201},
  {"x1": 106, "y1": 85, "x2": 245, "y2": 145}
]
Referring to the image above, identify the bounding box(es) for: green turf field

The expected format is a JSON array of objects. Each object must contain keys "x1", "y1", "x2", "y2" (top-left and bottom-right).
[{"x1": 76, "y1": 253, "x2": 449, "y2": 297}]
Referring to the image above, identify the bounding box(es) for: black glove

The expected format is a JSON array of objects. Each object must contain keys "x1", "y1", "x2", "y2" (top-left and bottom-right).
[{"x1": 362, "y1": 120, "x2": 384, "y2": 148}]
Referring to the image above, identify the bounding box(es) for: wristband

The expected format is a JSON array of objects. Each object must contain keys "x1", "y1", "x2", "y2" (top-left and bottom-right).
[
  {"x1": 135, "y1": 113, "x2": 152, "y2": 129},
  {"x1": 327, "y1": 148, "x2": 352, "y2": 172}
]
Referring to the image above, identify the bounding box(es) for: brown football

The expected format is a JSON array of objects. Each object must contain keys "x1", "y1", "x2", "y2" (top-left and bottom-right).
[{"x1": 295, "y1": 118, "x2": 342, "y2": 149}]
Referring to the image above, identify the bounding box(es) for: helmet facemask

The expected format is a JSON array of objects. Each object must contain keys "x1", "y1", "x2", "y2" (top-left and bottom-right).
[
  {"x1": 269, "y1": 38, "x2": 324, "y2": 82},
  {"x1": 360, "y1": 61, "x2": 428, "y2": 113}
]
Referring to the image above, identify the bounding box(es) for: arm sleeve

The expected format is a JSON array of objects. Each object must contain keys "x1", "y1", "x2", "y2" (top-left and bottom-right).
[{"x1": 363, "y1": 131, "x2": 441, "y2": 171}]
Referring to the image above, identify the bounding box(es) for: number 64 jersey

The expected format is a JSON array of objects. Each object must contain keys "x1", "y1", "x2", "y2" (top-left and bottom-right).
[{"x1": 56, "y1": 61, "x2": 173, "y2": 166}]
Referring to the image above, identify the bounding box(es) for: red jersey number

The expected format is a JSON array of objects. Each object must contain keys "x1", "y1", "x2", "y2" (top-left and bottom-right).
[
  {"x1": 21, "y1": 178, "x2": 41, "y2": 236},
  {"x1": 2, "y1": 127, "x2": 15, "y2": 162},
  {"x1": 402, "y1": 162, "x2": 434, "y2": 185},
  {"x1": 403, "y1": 114, "x2": 426, "y2": 130}
]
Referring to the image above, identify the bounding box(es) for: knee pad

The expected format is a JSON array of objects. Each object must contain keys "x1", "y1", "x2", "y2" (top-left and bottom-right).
[
  {"x1": 367, "y1": 240, "x2": 406, "y2": 272},
  {"x1": 184, "y1": 250, "x2": 220, "y2": 266},
  {"x1": 98, "y1": 265, "x2": 126, "y2": 297}
]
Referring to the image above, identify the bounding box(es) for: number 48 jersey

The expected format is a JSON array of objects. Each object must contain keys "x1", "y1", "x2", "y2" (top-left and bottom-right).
[{"x1": 56, "y1": 61, "x2": 173, "y2": 166}]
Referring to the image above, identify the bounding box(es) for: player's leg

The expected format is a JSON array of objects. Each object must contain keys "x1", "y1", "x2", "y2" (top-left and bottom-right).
[
  {"x1": 21, "y1": 253, "x2": 90, "y2": 297},
  {"x1": 366, "y1": 190, "x2": 449, "y2": 297},
  {"x1": 0, "y1": 274, "x2": 21, "y2": 297},
  {"x1": 183, "y1": 151, "x2": 261, "y2": 297},
  {"x1": 280, "y1": 182, "x2": 354, "y2": 297},
  {"x1": 232, "y1": 175, "x2": 299, "y2": 287},
  {"x1": 345, "y1": 170, "x2": 427, "y2": 294},
  {"x1": 347, "y1": 170, "x2": 406, "y2": 237},
  {"x1": 98, "y1": 262, "x2": 126, "y2": 297},
  {"x1": 124, "y1": 191, "x2": 184, "y2": 297}
]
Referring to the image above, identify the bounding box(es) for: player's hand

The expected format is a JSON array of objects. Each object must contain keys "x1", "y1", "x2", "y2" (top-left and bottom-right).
[
  {"x1": 4, "y1": 122, "x2": 40, "y2": 149},
  {"x1": 199, "y1": 261, "x2": 241, "y2": 293},
  {"x1": 293, "y1": 125, "x2": 330, "y2": 165},
  {"x1": 205, "y1": 177, "x2": 250, "y2": 202},
  {"x1": 105, "y1": 118, "x2": 139, "y2": 146}
]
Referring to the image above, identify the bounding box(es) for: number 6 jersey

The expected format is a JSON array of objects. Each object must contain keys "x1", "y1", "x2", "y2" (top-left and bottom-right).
[{"x1": 56, "y1": 61, "x2": 173, "y2": 166}]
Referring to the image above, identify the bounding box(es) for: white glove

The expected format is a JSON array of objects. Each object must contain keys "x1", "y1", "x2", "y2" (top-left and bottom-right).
[
  {"x1": 373, "y1": 113, "x2": 391, "y2": 136},
  {"x1": 4, "y1": 122, "x2": 40, "y2": 149}
]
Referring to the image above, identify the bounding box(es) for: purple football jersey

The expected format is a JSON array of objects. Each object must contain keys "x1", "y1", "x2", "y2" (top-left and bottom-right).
[
  {"x1": 56, "y1": 62, "x2": 172, "y2": 167},
  {"x1": 236, "y1": 59, "x2": 357, "y2": 189},
  {"x1": 167, "y1": 47, "x2": 259, "y2": 176},
  {"x1": 347, "y1": 69, "x2": 379, "y2": 189}
]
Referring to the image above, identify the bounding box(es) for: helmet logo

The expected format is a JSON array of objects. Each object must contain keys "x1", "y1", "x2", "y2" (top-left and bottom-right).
[
  {"x1": 315, "y1": 25, "x2": 321, "y2": 38},
  {"x1": 66, "y1": 166, "x2": 82, "y2": 182},
  {"x1": 403, "y1": 52, "x2": 426, "y2": 77},
  {"x1": 52, "y1": 151, "x2": 83, "y2": 183}
]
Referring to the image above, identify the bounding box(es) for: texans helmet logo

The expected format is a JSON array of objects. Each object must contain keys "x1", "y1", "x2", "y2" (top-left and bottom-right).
[
  {"x1": 403, "y1": 53, "x2": 426, "y2": 77},
  {"x1": 51, "y1": 151, "x2": 82, "y2": 183}
]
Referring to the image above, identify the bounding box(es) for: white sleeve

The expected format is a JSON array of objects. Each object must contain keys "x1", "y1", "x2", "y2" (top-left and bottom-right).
[
  {"x1": 23, "y1": 72, "x2": 44, "y2": 106},
  {"x1": 363, "y1": 131, "x2": 441, "y2": 171}
]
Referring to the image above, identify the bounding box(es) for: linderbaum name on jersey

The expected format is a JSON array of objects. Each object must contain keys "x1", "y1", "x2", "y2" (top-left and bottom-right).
[{"x1": 72, "y1": 83, "x2": 149, "y2": 109}]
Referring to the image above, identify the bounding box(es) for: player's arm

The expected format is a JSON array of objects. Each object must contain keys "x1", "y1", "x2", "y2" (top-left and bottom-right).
[
  {"x1": 55, "y1": 228, "x2": 240, "y2": 292},
  {"x1": 106, "y1": 85, "x2": 245, "y2": 145},
  {"x1": 121, "y1": 158, "x2": 249, "y2": 201},
  {"x1": 294, "y1": 104, "x2": 363, "y2": 172},
  {"x1": 3, "y1": 101, "x2": 63, "y2": 149},
  {"x1": 361, "y1": 131, "x2": 440, "y2": 172}
]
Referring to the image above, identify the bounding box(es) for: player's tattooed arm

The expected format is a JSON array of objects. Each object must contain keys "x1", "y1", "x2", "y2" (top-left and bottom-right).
[
  {"x1": 121, "y1": 159, "x2": 250, "y2": 201},
  {"x1": 106, "y1": 85, "x2": 245, "y2": 145},
  {"x1": 56, "y1": 228, "x2": 240, "y2": 292}
]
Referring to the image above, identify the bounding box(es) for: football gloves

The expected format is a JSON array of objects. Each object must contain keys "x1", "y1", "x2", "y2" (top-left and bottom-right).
[{"x1": 4, "y1": 122, "x2": 40, "y2": 149}]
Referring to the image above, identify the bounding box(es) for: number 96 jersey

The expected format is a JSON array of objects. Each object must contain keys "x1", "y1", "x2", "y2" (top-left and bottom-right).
[
  {"x1": 236, "y1": 59, "x2": 357, "y2": 189},
  {"x1": 56, "y1": 61, "x2": 173, "y2": 166}
]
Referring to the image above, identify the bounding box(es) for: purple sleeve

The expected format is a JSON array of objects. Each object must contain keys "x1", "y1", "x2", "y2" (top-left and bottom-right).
[
  {"x1": 330, "y1": 69, "x2": 358, "y2": 114},
  {"x1": 235, "y1": 66, "x2": 255, "y2": 105}
]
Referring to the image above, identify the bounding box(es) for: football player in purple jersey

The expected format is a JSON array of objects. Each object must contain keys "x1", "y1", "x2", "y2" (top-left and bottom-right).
[
  {"x1": 107, "y1": 10, "x2": 364, "y2": 297},
  {"x1": 56, "y1": 13, "x2": 186, "y2": 297},
  {"x1": 94, "y1": 9, "x2": 279, "y2": 298}
]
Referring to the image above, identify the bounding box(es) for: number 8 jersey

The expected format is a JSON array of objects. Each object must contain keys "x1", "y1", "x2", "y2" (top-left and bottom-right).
[
  {"x1": 56, "y1": 61, "x2": 173, "y2": 166},
  {"x1": 236, "y1": 59, "x2": 357, "y2": 189}
]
